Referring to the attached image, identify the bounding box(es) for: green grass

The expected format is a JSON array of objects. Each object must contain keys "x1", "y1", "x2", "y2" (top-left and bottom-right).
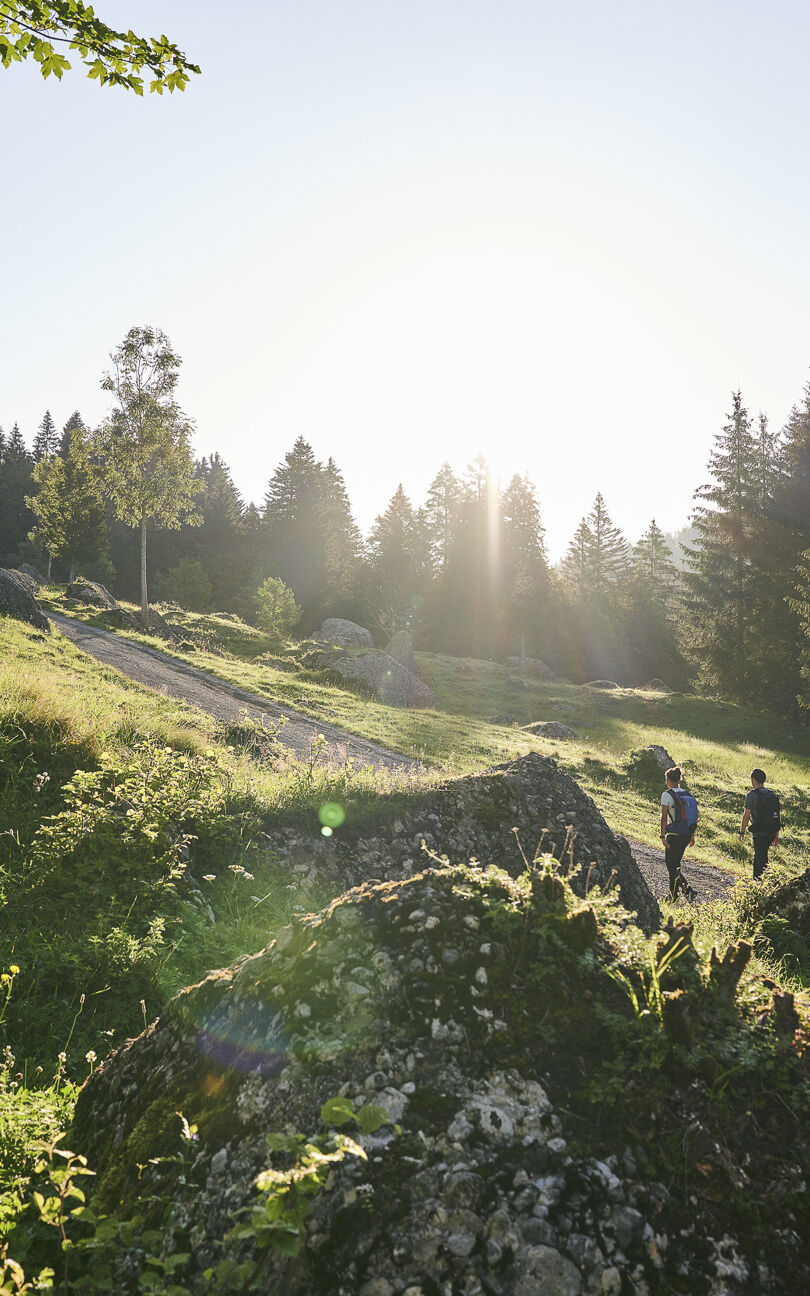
[
  {"x1": 4, "y1": 597, "x2": 810, "y2": 1291},
  {"x1": 0, "y1": 616, "x2": 442, "y2": 1069},
  {"x1": 39, "y1": 590, "x2": 810, "y2": 884}
]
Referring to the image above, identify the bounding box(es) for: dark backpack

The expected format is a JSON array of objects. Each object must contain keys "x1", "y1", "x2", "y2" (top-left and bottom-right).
[
  {"x1": 667, "y1": 788, "x2": 699, "y2": 835},
  {"x1": 750, "y1": 787, "x2": 781, "y2": 831}
]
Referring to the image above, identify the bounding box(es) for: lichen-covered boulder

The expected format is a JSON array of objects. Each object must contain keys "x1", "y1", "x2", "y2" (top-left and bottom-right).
[
  {"x1": 258, "y1": 752, "x2": 660, "y2": 934},
  {"x1": 587, "y1": 680, "x2": 620, "y2": 690},
  {"x1": 17, "y1": 563, "x2": 43, "y2": 587},
  {"x1": 506, "y1": 655, "x2": 554, "y2": 680},
  {"x1": 66, "y1": 578, "x2": 120, "y2": 610},
  {"x1": 386, "y1": 628, "x2": 417, "y2": 674},
  {"x1": 319, "y1": 617, "x2": 373, "y2": 648},
  {"x1": 68, "y1": 868, "x2": 659, "y2": 1294},
  {"x1": 71, "y1": 866, "x2": 809, "y2": 1294},
  {"x1": 643, "y1": 745, "x2": 677, "y2": 773},
  {"x1": 523, "y1": 721, "x2": 578, "y2": 740},
  {"x1": 333, "y1": 650, "x2": 436, "y2": 709},
  {"x1": 0, "y1": 568, "x2": 50, "y2": 632}
]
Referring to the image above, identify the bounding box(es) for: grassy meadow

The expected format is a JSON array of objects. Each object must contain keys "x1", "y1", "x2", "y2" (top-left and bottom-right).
[
  {"x1": 40, "y1": 588, "x2": 810, "y2": 881},
  {"x1": 2, "y1": 598, "x2": 810, "y2": 1277}
]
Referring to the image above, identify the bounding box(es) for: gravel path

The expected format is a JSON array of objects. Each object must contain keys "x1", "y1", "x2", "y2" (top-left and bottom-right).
[
  {"x1": 49, "y1": 614, "x2": 741, "y2": 905},
  {"x1": 49, "y1": 613, "x2": 416, "y2": 772},
  {"x1": 629, "y1": 839, "x2": 736, "y2": 904}
]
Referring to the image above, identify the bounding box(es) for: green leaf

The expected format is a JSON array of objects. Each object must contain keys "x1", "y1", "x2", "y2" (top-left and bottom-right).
[
  {"x1": 265, "y1": 1131, "x2": 304, "y2": 1153},
  {"x1": 355, "y1": 1103, "x2": 389, "y2": 1134},
  {"x1": 320, "y1": 1095, "x2": 355, "y2": 1128}
]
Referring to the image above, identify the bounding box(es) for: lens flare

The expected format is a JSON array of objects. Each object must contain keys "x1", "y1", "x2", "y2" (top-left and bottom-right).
[{"x1": 319, "y1": 802, "x2": 346, "y2": 829}]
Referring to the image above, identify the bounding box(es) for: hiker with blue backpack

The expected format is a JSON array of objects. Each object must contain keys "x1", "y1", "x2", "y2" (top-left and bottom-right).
[
  {"x1": 659, "y1": 765, "x2": 698, "y2": 900},
  {"x1": 739, "y1": 768, "x2": 781, "y2": 880}
]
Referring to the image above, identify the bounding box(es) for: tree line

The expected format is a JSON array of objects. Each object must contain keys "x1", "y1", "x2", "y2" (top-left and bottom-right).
[{"x1": 3, "y1": 328, "x2": 810, "y2": 714}]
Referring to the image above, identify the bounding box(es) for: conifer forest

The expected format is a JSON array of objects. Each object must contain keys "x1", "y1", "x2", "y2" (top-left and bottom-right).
[{"x1": 4, "y1": 373, "x2": 810, "y2": 716}]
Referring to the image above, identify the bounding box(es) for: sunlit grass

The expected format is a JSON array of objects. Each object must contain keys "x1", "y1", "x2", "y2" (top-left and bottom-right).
[{"x1": 38, "y1": 589, "x2": 810, "y2": 885}]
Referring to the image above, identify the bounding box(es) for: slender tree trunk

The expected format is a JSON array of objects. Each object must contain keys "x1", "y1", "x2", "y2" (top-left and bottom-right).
[
  {"x1": 69, "y1": 562, "x2": 75, "y2": 583},
  {"x1": 140, "y1": 509, "x2": 149, "y2": 628},
  {"x1": 47, "y1": 553, "x2": 52, "y2": 581}
]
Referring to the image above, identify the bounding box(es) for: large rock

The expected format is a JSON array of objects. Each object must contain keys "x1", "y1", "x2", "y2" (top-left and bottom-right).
[
  {"x1": 70, "y1": 861, "x2": 799, "y2": 1293},
  {"x1": 258, "y1": 752, "x2": 659, "y2": 934},
  {"x1": 506, "y1": 655, "x2": 554, "y2": 680},
  {"x1": 387, "y1": 628, "x2": 417, "y2": 674},
  {"x1": 0, "y1": 569, "x2": 49, "y2": 632},
  {"x1": 643, "y1": 745, "x2": 677, "y2": 774},
  {"x1": 69, "y1": 867, "x2": 649, "y2": 1293},
  {"x1": 66, "y1": 578, "x2": 121, "y2": 610},
  {"x1": 333, "y1": 650, "x2": 436, "y2": 709},
  {"x1": 522, "y1": 721, "x2": 578, "y2": 740},
  {"x1": 17, "y1": 563, "x2": 43, "y2": 587},
  {"x1": 319, "y1": 617, "x2": 373, "y2": 649}
]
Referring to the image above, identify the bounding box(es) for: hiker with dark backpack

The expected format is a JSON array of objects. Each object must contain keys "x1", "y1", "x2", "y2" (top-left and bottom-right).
[
  {"x1": 659, "y1": 765, "x2": 698, "y2": 900},
  {"x1": 739, "y1": 768, "x2": 781, "y2": 880}
]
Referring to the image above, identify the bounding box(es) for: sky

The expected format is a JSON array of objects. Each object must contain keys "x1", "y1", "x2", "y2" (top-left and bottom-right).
[{"x1": 2, "y1": 0, "x2": 810, "y2": 560}]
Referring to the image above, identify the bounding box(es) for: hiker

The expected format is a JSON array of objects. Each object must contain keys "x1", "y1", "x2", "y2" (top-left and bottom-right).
[
  {"x1": 660, "y1": 765, "x2": 698, "y2": 900},
  {"x1": 739, "y1": 768, "x2": 781, "y2": 880}
]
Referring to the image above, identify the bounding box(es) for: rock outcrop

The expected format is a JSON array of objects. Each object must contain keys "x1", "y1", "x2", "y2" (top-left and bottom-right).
[
  {"x1": 17, "y1": 563, "x2": 43, "y2": 587},
  {"x1": 506, "y1": 655, "x2": 554, "y2": 680},
  {"x1": 387, "y1": 628, "x2": 417, "y2": 675},
  {"x1": 333, "y1": 650, "x2": 436, "y2": 709},
  {"x1": 71, "y1": 864, "x2": 808, "y2": 1294},
  {"x1": 260, "y1": 752, "x2": 659, "y2": 934},
  {"x1": 522, "y1": 721, "x2": 578, "y2": 740},
  {"x1": 66, "y1": 578, "x2": 121, "y2": 610},
  {"x1": 643, "y1": 745, "x2": 677, "y2": 774},
  {"x1": 318, "y1": 617, "x2": 373, "y2": 649},
  {"x1": 0, "y1": 568, "x2": 50, "y2": 632}
]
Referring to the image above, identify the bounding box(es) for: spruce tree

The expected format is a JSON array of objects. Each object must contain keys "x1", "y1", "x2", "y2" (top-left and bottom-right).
[
  {"x1": 632, "y1": 520, "x2": 678, "y2": 598},
  {"x1": 561, "y1": 520, "x2": 594, "y2": 598},
  {"x1": 262, "y1": 437, "x2": 329, "y2": 619},
  {"x1": 32, "y1": 410, "x2": 59, "y2": 461},
  {"x1": 189, "y1": 453, "x2": 245, "y2": 608},
  {"x1": 59, "y1": 410, "x2": 88, "y2": 457},
  {"x1": 26, "y1": 425, "x2": 109, "y2": 580},
  {"x1": 500, "y1": 473, "x2": 549, "y2": 653},
  {"x1": 748, "y1": 407, "x2": 805, "y2": 711},
  {"x1": 437, "y1": 457, "x2": 502, "y2": 656},
  {"x1": 424, "y1": 462, "x2": 461, "y2": 572},
  {"x1": 0, "y1": 424, "x2": 34, "y2": 560},
  {"x1": 774, "y1": 381, "x2": 810, "y2": 546},
  {"x1": 321, "y1": 457, "x2": 363, "y2": 605},
  {"x1": 586, "y1": 493, "x2": 629, "y2": 593},
  {"x1": 683, "y1": 391, "x2": 757, "y2": 697},
  {"x1": 367, "y1": 485, "x2": 427, "y2": 634}
]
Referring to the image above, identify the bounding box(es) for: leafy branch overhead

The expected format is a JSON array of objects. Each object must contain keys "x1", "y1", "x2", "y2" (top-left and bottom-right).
[{"x1": 0, "y1": 0, "x2": 200, "y2": 92}]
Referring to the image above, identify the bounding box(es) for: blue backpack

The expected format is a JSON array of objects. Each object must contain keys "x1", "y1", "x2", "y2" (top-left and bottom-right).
[{"x1": 667, "y1": 788, "x2": 698, "y2": 835}]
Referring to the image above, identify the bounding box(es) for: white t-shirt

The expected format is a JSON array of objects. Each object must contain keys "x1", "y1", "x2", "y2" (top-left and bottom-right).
[{"x1": 661, "y1": 790, "x2": 678, "y2": 823}]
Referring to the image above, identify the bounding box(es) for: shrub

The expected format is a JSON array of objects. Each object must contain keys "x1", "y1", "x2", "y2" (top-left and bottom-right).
[{"x1": 255, "y1": 578, "x2": 301, "y2": 636}]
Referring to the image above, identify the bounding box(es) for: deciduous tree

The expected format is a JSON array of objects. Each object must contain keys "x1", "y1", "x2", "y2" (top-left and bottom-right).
[
  {"x1": 93, "y1": 326, "x2": 201, "y2": 625},
  {"x1": 0, "y1": 1, "x2": 199, "y2": 93}
]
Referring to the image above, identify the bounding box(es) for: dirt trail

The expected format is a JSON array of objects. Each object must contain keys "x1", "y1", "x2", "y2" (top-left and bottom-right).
[
  {"x1": 49, "y1": 613, "x2": 415, "y2": 772},
  {"x1": 50, "y1": 613, "x2": 740, "y2": 904},
  {"x1": 629, "y1": 839, "x2": 736, "y2": 903}
]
